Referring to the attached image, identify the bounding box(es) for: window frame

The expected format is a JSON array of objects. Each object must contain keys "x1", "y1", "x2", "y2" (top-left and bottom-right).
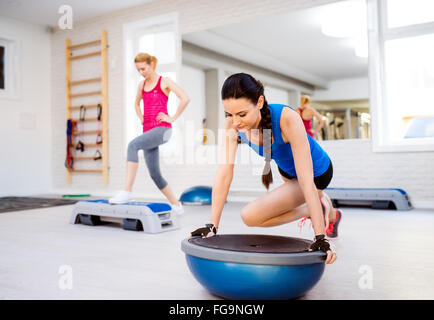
[
  {"x1": 0, "y1": 36, "x2": 20, "y2": 100},
  {"x1": 368, "y1": 0, "x2": 434, "y2": 152}
]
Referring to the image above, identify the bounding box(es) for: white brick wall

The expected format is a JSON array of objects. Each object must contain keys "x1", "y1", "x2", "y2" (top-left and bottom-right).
[
  {"x1": 320, "y1": 139, "x2": 434, "y2": 208},
  {"x1": 50, "y1": 0, "x2": 434, "y2": 208}
]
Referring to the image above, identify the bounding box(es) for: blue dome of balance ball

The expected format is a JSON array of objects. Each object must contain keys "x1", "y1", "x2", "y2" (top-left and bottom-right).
[
  {"x1": 180, "y1": 186, "x2": 212, "y2": 205},
  {"x1": 181, "y1": 234, "x2": 326, "y2": 300}
]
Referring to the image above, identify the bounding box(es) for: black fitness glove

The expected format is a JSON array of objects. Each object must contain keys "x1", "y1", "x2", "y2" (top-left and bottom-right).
[
  {"x1": 190, "y1": 223, "x2": 217, "y2": 238},
  {"x1": 309, "y1": 234, "x2": 331, "y2": 253}
]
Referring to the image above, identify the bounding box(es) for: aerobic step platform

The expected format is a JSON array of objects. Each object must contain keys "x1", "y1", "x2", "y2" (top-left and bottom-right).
[
  {"x1": 70, "y1": 199, "x2": 179, "y2": 233},
  {"x1": 325, "y1": 188, "x2": 412, "y2": 211}
]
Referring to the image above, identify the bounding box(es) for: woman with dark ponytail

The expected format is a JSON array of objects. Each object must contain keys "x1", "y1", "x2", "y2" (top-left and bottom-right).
[{"x1": 190, "y1": 73, "x2": 339, "y2": 264}]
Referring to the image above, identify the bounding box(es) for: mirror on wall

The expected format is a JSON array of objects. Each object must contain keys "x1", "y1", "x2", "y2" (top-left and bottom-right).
[{"x1": 181, "y1": 0, "x2": 369, "y2": 143}]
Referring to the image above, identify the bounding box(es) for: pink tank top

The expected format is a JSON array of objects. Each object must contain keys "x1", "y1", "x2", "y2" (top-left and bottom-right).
[
  {"x1": 299, "y1": 108, "x2": 314, "y2": 138},
  {"x1": 142, "y1": 76, "x2": 172, "y2": 133}
]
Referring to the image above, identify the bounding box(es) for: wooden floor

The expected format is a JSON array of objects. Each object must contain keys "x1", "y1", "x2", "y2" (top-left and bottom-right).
[{"x1": 0, "y1": 199, "x2": 434, "y2": 300}]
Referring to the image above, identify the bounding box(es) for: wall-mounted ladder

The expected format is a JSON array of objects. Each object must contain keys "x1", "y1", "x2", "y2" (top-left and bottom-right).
[{"x1": 65, "y1": 30, "x2": 108, "y2": 184}]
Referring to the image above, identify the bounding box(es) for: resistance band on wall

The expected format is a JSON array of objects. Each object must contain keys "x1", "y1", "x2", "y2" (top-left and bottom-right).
[
  {"x1": 96, "y1": 103, "x2": 102, "y2": 145},
  {"x1": 93, "y1": 150, "x2": 102, "y2": 161},
  {"x1": 65, "y1": 119, "x2": 75, "y2": 169},
  {"x1": 76, "y1": 105, "x2": 85, "y2": 152}
]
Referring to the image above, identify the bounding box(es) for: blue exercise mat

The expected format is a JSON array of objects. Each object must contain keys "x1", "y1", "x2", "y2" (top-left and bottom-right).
[{"x1": 84, "y1": 199, "x2": 172, "y2": 213}]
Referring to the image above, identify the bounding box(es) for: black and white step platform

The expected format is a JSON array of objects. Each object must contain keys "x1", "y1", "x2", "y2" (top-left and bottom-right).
[
  {"x1": 70, "y1": 200, "x2": 179, "y2": 233},
  {"x1": 325, "y1": 188, "x2": 412, "y2": 211}
]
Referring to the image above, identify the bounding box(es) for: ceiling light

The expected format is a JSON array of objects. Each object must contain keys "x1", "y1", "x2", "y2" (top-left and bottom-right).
[{"x1": 320, "y1": 0, "x2": 368, "y2": 58}]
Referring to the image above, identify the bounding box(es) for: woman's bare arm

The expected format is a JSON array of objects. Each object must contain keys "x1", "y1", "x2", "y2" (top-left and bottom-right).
[
  {"x1": 158, "y1": 77, "x2": 190, "y2": 123},
  {"x1": 280, "y1": 107, "x2": 326, "y2": 236},
  {"x1": 210, "y1": 118, "x2": 239, "y2": 228},
  {"x1": 135, "y1": 81, "x2": 144, "y2": 124}
]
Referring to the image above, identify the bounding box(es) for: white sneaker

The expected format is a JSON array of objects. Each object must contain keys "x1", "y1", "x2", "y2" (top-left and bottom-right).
[
  {"x1": 171, "y1": 203, "x2": 184, "y2": 215},
  {"x1": 109, "y1": 190, "x2": 135, "y2": 204}
]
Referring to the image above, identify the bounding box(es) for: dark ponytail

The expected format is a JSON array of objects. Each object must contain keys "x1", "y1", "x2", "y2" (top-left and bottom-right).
[
  {"x1": 259, "y1": 101, "x2": 273, "y2": 190},
  {"x1": 221, "y1": 73, "x2": 273, "y2": 190}
]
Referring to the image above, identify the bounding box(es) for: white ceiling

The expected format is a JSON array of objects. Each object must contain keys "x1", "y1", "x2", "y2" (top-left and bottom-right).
[
  {"x1": 1, "y1": 0, "x2": 368, "y2": 88},
  {"x1": 0, "y1": 0, "x2": 156, "y2": 27},
  {"x1": 182, "y1": 2, "x2": 369, "y2": 88}
]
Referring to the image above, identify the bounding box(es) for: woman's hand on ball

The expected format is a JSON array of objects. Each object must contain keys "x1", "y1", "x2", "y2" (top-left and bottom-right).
[
  {"x1": 309, "y1": 237, "x2": 337, "y2": 264},
  {"x1": 189, "y1": 224, "x2": 217, "y2": 238}
]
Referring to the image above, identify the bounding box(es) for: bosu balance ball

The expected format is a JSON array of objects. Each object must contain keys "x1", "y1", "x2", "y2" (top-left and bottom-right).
[
  {"x1": 181, "y1": 234, "x2": 326, "y2": 299},
  {"x1": 180, "y1": 186, "x2": 212, "y2": 205}
]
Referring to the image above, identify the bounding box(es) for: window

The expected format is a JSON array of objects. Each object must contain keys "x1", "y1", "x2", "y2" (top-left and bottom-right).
[
  {"x1": 139, "y1": 32, "x2": 176, "y2": 65},
  {"x1": 368, "y1": 0, "x2": 434, "y2": 151},
  {"x1": 386, "y1": 0, "x2": 434, "y2": 28},
  {"x1": 384, "y1": 33, "x2": 434, "y2": 140},
  {"x1": 0, "y1": 37, "x2": 19, "y2": 99}
]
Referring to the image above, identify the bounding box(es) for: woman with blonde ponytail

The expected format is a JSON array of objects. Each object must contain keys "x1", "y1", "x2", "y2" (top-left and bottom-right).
[
  {"x1": 109, "y1": 53, "x2": 190, "y2": 214},
  {"x1": 190, "y1": 73, "x2": 340, "y2": 265},
  {"x1": 297, "y1": 95, "x2": 324, "y2": 139}
]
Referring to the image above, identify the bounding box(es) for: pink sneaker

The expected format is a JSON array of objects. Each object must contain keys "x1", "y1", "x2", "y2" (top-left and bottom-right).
[{"x1": 326, "y1": 209, "x2": 342, "y2": 239}]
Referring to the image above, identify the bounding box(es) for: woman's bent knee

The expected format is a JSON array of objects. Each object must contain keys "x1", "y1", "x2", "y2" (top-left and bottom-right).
[
  {"x1": 150, "y1": 173, "x2": 167, "y2": 190},
  {"x1": 127, "y1": 141, "x2": 140, "y2": 162},
  {"x1": 240, "y1": 206, "x2": 260, "y2": 227}
]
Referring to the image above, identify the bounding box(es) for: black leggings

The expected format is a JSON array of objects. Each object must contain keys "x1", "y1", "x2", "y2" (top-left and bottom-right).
[{"x1": 278, "y1": 161, "x2": 333, "y2": 190}]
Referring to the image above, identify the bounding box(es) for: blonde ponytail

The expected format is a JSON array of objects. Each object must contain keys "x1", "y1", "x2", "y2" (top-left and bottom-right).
[
  {"x1": 134, "y1": 53, "x2": 158, "y2": 69},
  {"x1": 300, "y1": 95, "x2": 311, "y2": 107}
]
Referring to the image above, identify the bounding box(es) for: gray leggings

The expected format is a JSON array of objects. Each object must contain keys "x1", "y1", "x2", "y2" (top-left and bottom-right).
[{"x1": 127, "y1": 127, "x2": 172, "y2": 190}]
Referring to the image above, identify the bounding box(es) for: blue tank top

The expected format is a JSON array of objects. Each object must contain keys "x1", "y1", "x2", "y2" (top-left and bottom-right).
[{"x1": 238, "y1": 104, "x2": 330, "y2": 178}]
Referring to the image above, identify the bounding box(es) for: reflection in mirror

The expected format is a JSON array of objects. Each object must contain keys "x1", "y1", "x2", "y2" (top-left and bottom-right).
[
  {"x1": 181, "y1": 0, "x2": 369, "y2": 143},
  {"x1": 313, "y1": 99, "x2": 370, "y2": 140}
]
